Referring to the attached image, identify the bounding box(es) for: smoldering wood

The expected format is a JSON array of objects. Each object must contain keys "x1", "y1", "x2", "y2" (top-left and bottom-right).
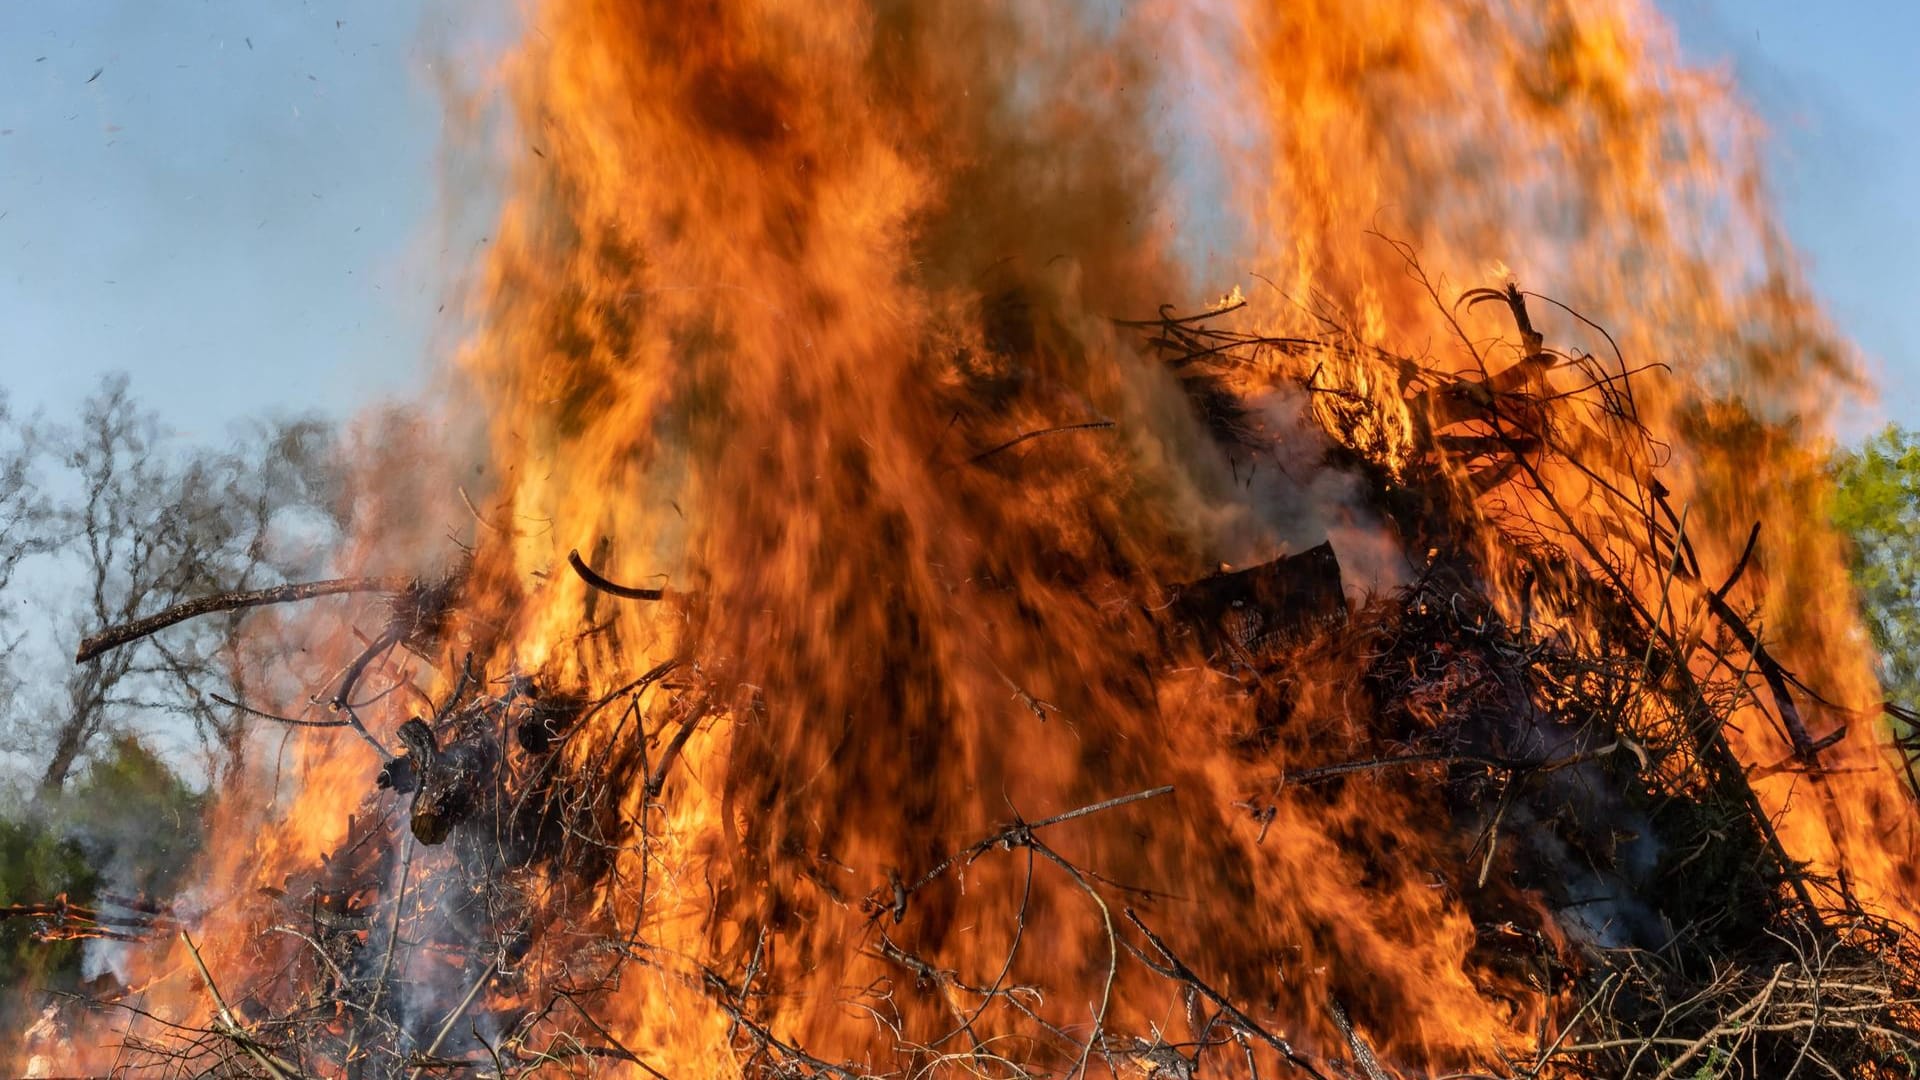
[
  {"x1": 1168, "y1": 541, "x2": 1347, "y2": 661},
  {"x1": 406, "y1": 726, "x2": 494, "y2": 847},
  {"x1": 513, "y1": 684, "x2": 588, "y2": 753}
]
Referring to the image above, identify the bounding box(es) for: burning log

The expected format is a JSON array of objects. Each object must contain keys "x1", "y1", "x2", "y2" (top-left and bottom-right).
[{"x1": 1167, "y1": 541, "x2": 1347, "y2": 662}]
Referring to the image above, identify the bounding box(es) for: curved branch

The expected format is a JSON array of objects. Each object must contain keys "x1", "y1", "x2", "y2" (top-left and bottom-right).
[
  {"x1": 969, "y1": 420, "x2": 1115, "y2": 465},
  {"x1": 567, "y1": 549, "x2": 664, "y2": 601}
]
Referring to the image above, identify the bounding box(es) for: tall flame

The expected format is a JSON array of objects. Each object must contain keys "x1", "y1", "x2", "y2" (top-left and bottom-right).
[
  {"x1": 440, "y1": 0, "x2": 1915, "y2": 1069},
  {"x1": 1216, "y1": 0, "x2": 1917, "y2": 931}
]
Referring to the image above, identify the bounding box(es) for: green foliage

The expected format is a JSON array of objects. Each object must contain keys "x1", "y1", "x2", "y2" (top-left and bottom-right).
[
  {"x1": 0, "y1": 814, "x2": 98, "y2": 1004},
  {"x1": 64, "y1": 734, "x2": 205, "y2": 898},
  {"x1": 0, "y1": 735, "x2": 202, "y2": 1024},
  {"x1": 1830, "y1": 424, "x2": 1920, "y2": 708}
]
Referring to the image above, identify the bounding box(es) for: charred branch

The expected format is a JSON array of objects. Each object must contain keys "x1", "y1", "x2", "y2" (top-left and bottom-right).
[
  {"x1": 967, "y1": 419, "x2": 1116, "y2": 465},
  {"x1": 567, "y1": 547, "x2": 664, "y2": 600}
]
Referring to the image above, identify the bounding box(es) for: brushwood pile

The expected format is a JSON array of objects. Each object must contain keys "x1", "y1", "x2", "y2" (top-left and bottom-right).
[{"x1": 19, "y1": 288, "x2": 1920, "y2": 1080}]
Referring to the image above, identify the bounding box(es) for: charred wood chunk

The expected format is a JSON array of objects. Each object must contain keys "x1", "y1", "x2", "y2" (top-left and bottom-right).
[
  {"x1": 377, "y1": 718, "x2": 437, "y2": 795},
  {"x1": 388, "y1": 718, "x2": 497, "y2": 845},
  {"x1": 1171, "y1": 541, "x2": 1346, "y2": 661},
  {"x1": 412, "y1": 741, "x2": 493, "y2": 846},
  {"x1": 375, "y1": 754, "x2": 418, "y2": 795},
  {"x1": 396, "y1": 717, "x2": 437, "y2": 761}
]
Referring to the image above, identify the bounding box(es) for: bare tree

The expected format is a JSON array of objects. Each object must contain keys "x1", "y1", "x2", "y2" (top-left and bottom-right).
[
  {"x1": 0, "y1": 394, "x2": 46, "y2": 590},
  {"x1": 123, "y1": 413, "x2": 349, "y2": 781},
  {"x1": 23, "y1": 376, "x2": 348, "y2": 794},
  {"x1": 0, "y1": 394, "x2": 52, "y2": 732}
]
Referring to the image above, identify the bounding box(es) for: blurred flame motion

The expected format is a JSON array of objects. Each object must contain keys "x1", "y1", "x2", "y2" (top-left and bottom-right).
[
  {"x1": 37, "y1": 1, "x2": 1920, "y2": 1077},
  {"x1": 1215, "y1": 0, "x2": 1918, "y2": 942}
]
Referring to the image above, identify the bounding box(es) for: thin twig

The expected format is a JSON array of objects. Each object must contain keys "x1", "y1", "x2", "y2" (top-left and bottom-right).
[
  {"x1": 405, "y1": 962, "x2": 497, "y2": 1080},
  {"x1": 180, "y1": 931, "x2": 307, "y2": 1080},
  {"x1": 211, "y1": 694, "x2": 350, "y2": 729},
  {"x1": 968, "y1": 420, "x2": 1115, "y2": 464},
  {"x1": 1123, "y1": 910, "x2": 1329, "y2": 1079}
]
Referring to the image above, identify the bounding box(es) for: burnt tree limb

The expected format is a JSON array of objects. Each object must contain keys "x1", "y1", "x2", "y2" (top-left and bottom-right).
[
  {"x1": 567, "y1": 548, "x2": 664, "y2": 600},
  {"x1": 75, "y1": 575, "x2": 411, "y2": 663}
]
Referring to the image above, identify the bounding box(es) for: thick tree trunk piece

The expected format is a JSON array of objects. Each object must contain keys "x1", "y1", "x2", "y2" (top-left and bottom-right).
[{"x1": 1170, "y1": 541, "x2": 1348, "y2": 661}]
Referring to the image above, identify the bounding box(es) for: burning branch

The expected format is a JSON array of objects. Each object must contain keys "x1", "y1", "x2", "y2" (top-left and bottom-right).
[
  {"x1": 0, "y1": 894, "x2": 179, "y2": 943},
  {"x1": 967, "y1": 419, "x2": 1116, "y2": 465},
  {"x1": 180, "y1": 931, "x2": 308, "y2": 1080}
]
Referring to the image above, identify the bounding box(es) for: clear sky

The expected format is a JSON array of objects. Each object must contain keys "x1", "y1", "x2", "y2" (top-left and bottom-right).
[
  {"x1": 1, "y1": 2, "x2": 1914, "y2": 436},
  {"x1": 0, "y1": 1, "x2": 470, "y2": 440},
  {"x1": 1665, "y1": 0, "x2": 1920, "y2": 429}
]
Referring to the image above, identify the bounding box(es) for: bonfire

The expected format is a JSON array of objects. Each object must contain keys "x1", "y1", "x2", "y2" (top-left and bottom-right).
[{"x1": 13, "y1": 2, "x2": 1920, "y2": 1079}]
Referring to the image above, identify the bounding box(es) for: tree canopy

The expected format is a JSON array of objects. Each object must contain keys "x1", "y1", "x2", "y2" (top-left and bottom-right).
[{"x1": 1831, "y1": 424, "x2": 1920, "y2": 710}]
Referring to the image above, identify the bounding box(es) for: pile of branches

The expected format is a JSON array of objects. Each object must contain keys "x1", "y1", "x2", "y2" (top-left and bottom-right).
[
  {"x1": 91, "y1": 660, "x2": 659, "y2": 1077},
  {"x1": 35, "y1": 275, "x2": 1920, "y2": 1080},
  {"x1": 1139, "y1": 270, "x2": 1920, "y2": 1077}
]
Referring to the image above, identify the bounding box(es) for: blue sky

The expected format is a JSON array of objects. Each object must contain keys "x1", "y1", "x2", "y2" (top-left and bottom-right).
[
  {"x1": 1665, "y1": 0, "x2": 1920, "y2": 429},
  {"x1": 0, "y1": 2, "x2": 471, "y2": 439},
  {"x1": 1, "y1": 2, "x2": 1914, "y2": 437}
]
